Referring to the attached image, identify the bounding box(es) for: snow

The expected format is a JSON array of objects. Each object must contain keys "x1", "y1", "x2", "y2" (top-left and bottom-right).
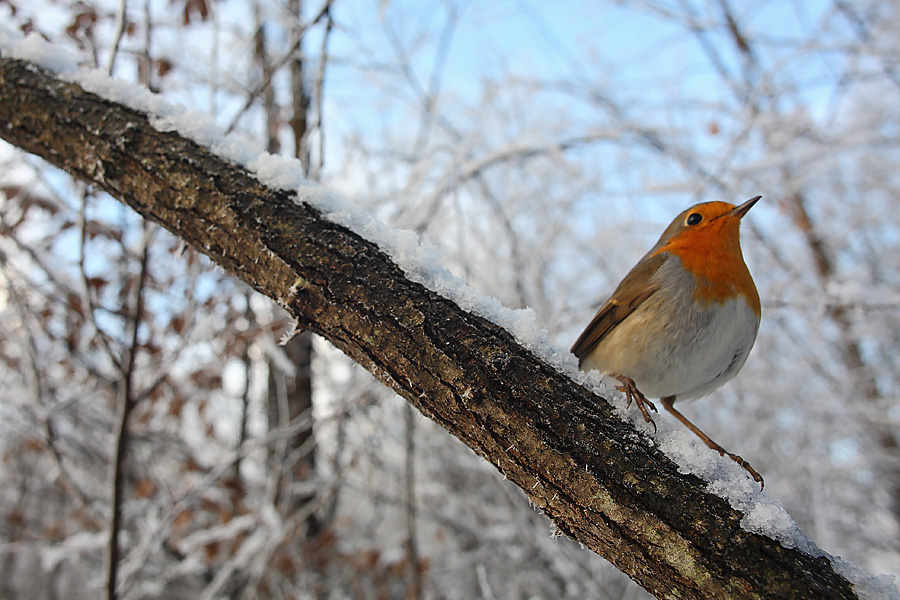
[
  {"x1": 2, "y1": 27, "x2": 897, "y2": 600},
  {"x1": 39, "y1": 532, "x2": 107, "y2": 571},
  {"x1": 2, "y1": 30, "x2": 79, "y2": 73}
]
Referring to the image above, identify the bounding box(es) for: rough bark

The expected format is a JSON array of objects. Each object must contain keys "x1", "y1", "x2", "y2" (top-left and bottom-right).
[{"x1": 0, "y1": 56, "x2": 866, "y2": 600}]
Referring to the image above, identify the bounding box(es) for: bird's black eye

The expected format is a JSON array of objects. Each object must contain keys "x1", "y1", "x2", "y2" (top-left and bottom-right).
[{"x1": 686, "y1": 212, "x2": 703, "y2": 225}]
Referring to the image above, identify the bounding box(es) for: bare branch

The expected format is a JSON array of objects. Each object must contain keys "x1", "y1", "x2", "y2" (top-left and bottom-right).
[
  {"x1": 106, "y1": 0, "x2": 129, "y2": 77},
  {"x1": 106, "y1": 222, "x2": 154, "y2": 600}
]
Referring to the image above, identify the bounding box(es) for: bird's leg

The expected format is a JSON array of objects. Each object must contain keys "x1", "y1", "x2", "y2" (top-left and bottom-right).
[
  {"x1": 614, "y1": 375, "x2": 658, "y2": 432},
  {"x1": 661, "y1": 397, "x2": 764, "y2": 489}
]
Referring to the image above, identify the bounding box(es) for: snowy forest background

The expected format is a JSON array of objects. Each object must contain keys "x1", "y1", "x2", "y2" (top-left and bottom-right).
[{"x1": 1, "y1": 0, "x2": 900, "y2": 598}]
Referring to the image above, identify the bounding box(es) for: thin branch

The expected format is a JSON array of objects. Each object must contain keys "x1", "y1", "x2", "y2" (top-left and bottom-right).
[
  {"x1": 224, "y1": 0, "x2": 336, "y2": 135},
  {"x1": 106, "y1": 0, "x2": 129, "y2": 76},
  {"x1": 106, "y1": 223, "x2": 154, "y2": 600},
  {"x1": 253, "y1": 0, "x2": 281, "y2": 155},
  {"x1": 3, "y1": 279, "x2": 93, "y2": 508},
  {"x1": 403, "y1": 403, "x2": 423, "y2": 600},
  {"x1": 78, "y1": 187, "x2": 122, "y2": 371},
  {"x1": 117, "y1": 409, "x2": 318, "y2": 592},
  {"x1": 233, "y1": 289, "x2": 255, "y2": 482},
  {"x1": 310, "y1": 6, "x2": 333, "y2": 182},
  {"x1": 411, "y1": 0, "x2": 460, "y2": 156},
  {"x1": 834, "y1": 0, "x2": 900, "y2": 92},
  {"x1": 288, "y1": 0, "x2": 310, "y2": 170}
]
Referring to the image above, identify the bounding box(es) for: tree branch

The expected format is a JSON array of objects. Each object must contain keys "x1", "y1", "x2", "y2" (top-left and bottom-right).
[
  {"x1": 107, "y1": 222, "x2": 153, "y2": 600},
  {"x1": 0, "y1": 56, "x2": 872, "y2": 600}
]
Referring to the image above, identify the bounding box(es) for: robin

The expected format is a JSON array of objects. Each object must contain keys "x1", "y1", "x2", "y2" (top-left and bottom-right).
[{"x1": 571, "y1": 196, "x2": 763, "y2": 486}]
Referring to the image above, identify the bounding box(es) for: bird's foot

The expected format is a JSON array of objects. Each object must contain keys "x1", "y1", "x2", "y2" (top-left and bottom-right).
[
  {"x1": 723, "y1": 451, "x2": 765, "y2": 489},
  {"x1": 615, "y1": 376, "x2": 658, "y2": 433},
  {"x1": 659, "y1": 397, "x2": 765, "y2": 490}
]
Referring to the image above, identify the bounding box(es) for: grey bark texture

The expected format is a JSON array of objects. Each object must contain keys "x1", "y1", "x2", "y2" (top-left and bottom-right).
[{"x1": 0, "y1": 56, "x2": 865, "y2": 600}]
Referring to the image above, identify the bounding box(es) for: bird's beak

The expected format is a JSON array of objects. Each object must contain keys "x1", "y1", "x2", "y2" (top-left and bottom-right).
[{"x1": 730, "y1": 195, "x2": 761, "y2": 219}]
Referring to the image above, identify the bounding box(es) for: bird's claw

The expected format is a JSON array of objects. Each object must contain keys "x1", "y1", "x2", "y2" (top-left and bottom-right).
[
  {"x1": 724, "y1": 451, "x2": 765, "y2": 489},
  {"x1": 615, "y1": 376, "x2": 658, "y2": 433}
]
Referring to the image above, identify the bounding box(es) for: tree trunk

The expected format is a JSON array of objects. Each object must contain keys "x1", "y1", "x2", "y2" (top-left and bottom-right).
[{"x1": 0, "y1": 56, "x2": 872, "y2": 600}]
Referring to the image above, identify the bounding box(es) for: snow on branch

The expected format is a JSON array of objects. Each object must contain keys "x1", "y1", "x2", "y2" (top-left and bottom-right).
[{"x1": 0, "y1": 36, "x2": 896, "y2": 600}]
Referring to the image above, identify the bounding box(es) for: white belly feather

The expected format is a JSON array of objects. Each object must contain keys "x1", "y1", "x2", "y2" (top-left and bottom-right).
[{"x1": 580, "y1": 256, "x2": 760, "y2": 401}]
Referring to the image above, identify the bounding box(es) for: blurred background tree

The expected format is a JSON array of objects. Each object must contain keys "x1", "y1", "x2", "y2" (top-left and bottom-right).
[{"x1": 1, "y1": 1, "x2": 898, "y2": 598}]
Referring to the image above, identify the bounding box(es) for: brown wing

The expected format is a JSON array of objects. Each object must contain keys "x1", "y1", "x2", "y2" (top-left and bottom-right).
[{"x1": 570, "y1": 252, "x2": 666, "y2": 364}]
